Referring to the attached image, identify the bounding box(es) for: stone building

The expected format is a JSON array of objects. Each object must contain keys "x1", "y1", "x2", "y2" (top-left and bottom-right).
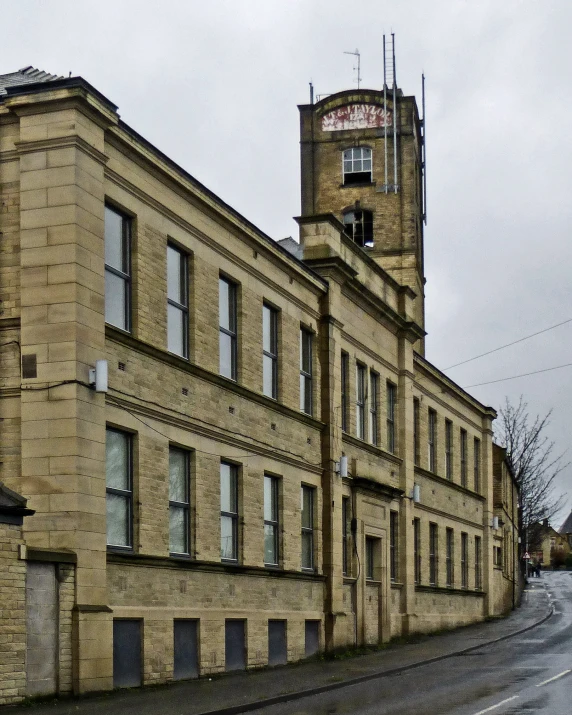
[{"x1": 0, "y1": 66, "x2": 519, "y2": 701}]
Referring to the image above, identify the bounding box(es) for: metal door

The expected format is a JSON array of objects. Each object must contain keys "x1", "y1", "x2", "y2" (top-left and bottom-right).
[
  {"x1": 173, "y1": 620, "x2": 199, "y2": 680},
  {"x1": 26, "y1": 563, "x2": 57, "y2": 696},
  {"x1": 305, "y1": 620, "x2": 320, "y2": 657},
  {"x1": 225, "y1": 619, "x2": 246, "y2": 671},
  {"x1": 113, "y1": 619, "x2": 142, "y2": 688},
  {"x1": 268, "y1": 620, "x2": 287, "y2": 666}
]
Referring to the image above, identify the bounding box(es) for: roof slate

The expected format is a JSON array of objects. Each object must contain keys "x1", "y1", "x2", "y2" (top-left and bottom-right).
[
  {"x1": 559, "y1": 510, "x2": 572, "y2": 534},
  {"x1": 0, "y1": 66, "x2": 63, "y2": 95}
]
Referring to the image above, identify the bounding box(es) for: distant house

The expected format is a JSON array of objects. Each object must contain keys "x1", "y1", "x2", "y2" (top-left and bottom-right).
[{"x1": 530, "y1": 519, "x2": 570, "y2": 568}]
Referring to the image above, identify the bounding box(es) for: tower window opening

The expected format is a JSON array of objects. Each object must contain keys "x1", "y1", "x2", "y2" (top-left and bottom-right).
[
  {"x1": 342, "y1": 147, "x2": 372, "y2": 185},
  {"x1": 343, "y1": 210, "x2": 373, "y2": 248}
]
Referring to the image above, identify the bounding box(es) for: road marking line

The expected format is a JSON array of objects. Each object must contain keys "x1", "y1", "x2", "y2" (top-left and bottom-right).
[
  {"x1": 473, "y1": 696, "x2": 519, "y2": 714},
  {"x1": 535, "y1": 669, "x2": 571, "y2": 687}
]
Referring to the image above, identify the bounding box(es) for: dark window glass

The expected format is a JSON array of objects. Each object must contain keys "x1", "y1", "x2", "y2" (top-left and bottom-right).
[
  {"x1": 445, "y1": 420, "x2": 453, "y2": 481},
  {"x1": 105, "y1": 205, "x2": 131, "y2": 331},
  {"x1": 342, "y1": 147, "x2": 372, "y2": 185},
  {"x1": 263, "y1": 304, "x2": 278, "y2": 399},
  {"x1": 475, "y1": 536, "x2": 482, "y2": 589},
  {"x1": 474, "y1": 438, "x2": 481, "y2": 493},
  {"x1": 220, "y1": 462, "x2": 238, "y2": 561},
  {"x1": 343, "y1": 209, "x2": 373, "y2": 247},
  {"x1": 369, "y1": 372, "x2": 379, "y2": 445},
  {"x1": 386, "y1": 382, "x2": 396, "y2": 453},
  {"x1": 342, "y1": 497, "x2": 351, "y2": 576},
  {"x1": 219, "y1": 278, "x2": 237, "y2": 380},
  {"x1": 446, "y1": 528, "x2": 454, "y2": 587},
  {"x1": 264, "y1": 475, "x2": 279, "y2": 566},
  {"x1": 390, "y1": 511, "x2": 398, "y2": 582},
  {"x1": 460, "y1": 429, "x2": 468, "y2": 487},
  {"x1": 428, "y1": 409, "x2": 437, "y2": 473},
  {"x1": 461, "y1": 532, "x2": 469, "y2": 588},
  {"x1": 169, "y1": 447, "x2": 190, "y2": 555},
  {"x1": 414, "y1": 518, "x2": 421, "y2": 584},
  {"x1": 106, "y1": 429, "x2": 132, "y2": 548},
  {"x1": 301, "y1": 485, "x2": 314, "y2": 570},
  {"x1": 341, "y1": 352, "x2": 349, "y2": 432},
  {"x1": 300, "y1": 329, "x2": 313, "y2": 415},
  {"x1": 413, "y1": 398, "x2": 420, "y2": 466},
  {"x1": 356, "y1": 363, "x2": 366, "y2": 440},
  {"x1": 429, "y1": 523, "x2": 438, "y2": 585},
  {"x1": 167, "y1": 244, "x2": 189, "y2": 358}
]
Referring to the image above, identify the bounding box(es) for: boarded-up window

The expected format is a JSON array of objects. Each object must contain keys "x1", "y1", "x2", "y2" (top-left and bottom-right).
[
  {"x1": 113, "y1": 619, "x2": 142, "y2": 688},
  {"x1": 225, "y1": 619, "x2": 246, "y2": 671},
  {"x1": 173, "y1": 620, "x2": 199, "y2": 680},
  {"x1": 268, "y1": 620, "x2": 287, "y2": 666}
]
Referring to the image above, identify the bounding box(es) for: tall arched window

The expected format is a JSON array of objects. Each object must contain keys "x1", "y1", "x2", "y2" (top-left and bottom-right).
[
  {"x1": 342, "y1": 147, "x2": 372, "y2": 185},
  {"x1": 343, "y1": 209, "x2": 373, "y2": 248}
]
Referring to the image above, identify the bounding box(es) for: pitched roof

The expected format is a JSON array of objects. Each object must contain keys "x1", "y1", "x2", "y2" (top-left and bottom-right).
[
  {"x1": 0, "y1": 66, "x2": 63, "y2": 96},
  {"x1": 559, "y1": 510, "x2": 572, "y2": 534}
]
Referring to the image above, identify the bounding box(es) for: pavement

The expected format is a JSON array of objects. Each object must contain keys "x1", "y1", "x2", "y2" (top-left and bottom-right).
[{"x1": 8, "y1": 579, "x2": 552, "y2": 715}]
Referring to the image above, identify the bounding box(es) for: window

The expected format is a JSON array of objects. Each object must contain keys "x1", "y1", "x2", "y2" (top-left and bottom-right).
[
  {"x1": 428, "y1": 409, "x2": 437, "y2": 473},
  {"x1": 365, "y1": 537, "x2": 377, "y2": 580},
  {"x1": 262, "y1": 304, "x2": 278, "y2": 399},
  {"x1": 106, "y1": 428, "x2": 132, "y2": 549},
  {"x1": 264, "y1": 475, "x2": 279, "y2": 566},
  {"x1": 386, "y1": 381, "x2": 396, "y2": 453},
  {"x1": 474, "y1": 438, "x2": 481, "y2": 493},
  {"x1": 342, "y1": 497, "x2": 350, "y2": 576},
  {"x1": 369, "y1": 372, "x2": 379, "y2": 445},
  {"x1": 169, "y1": 447, "x2": 190, "y2": 555},
  {"x1": 343, "y1": 210, "x2": 373, "y2": 248},
  {"x1": 301, "y1": 485, "x2": 315, "y2": 570},
  {"x1": 460, "y1": 429, "x2": 468, "y2": 487},
  {"x1": 461, "y1": 532, "x2": 469, "y2": 588},
  {"x1": 219, "y1": 277, "x2": 237, "y2": 380},
  {"x1": 300, "y1": 328, "x2": 313, "y2": 415},
  {"x1": 429, "y1": 523, "x2": 438, "y2": 585},
  {"x1": 220, "y1": 462, "x2": 238, "y2": 561},
  {"x1": 341, "y1": 352, "x2": 349, "y2": 432},
  {"x1": 413, "y1": 398, "x2": 420, "y2": 466},
  {"x1": 356, "y1": 363, "x2": 366, "y2": 440},
  {"x1": 390, "y1": 511, "x2": 398, "y2": 582},
  {"x1": 343, "y1": 147, "x2": 372, "y2": 185},
  {"x1": 475, "y1": 536, "x2": 482, "y2": 590},
  {"x1": 445, "y1": 420, "x2": 453, "y2": 481},
  {"x1": 105, "y1": 205, "x2": 131, "y2": 331},
  {"x1": 167, "y1": 244, "x2": 189, "y2": 358},
  {"x1": 414, "y1": 518, "x2": 421, "y2": 584},
  {"x1": 446, "y1": 528, "x2": 454, "y2": 587}
]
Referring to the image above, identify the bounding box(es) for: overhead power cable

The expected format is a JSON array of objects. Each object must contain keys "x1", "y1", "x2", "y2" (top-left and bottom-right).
[
  {"x1": 444, "y1": 318, "x2": 572, "y2": 371},
  {"x1": 464, "y1": 361, "x2": 572, "y2": 389}
]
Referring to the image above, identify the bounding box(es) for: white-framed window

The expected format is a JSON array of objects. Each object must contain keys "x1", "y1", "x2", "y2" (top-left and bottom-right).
[
  {"x1": 263, "y1": 304, "x2": 278, "y2": 399},
  {"x1": 106, "y1": 428, "x2": 133, "y2": 549},
  {"x1": 474, "y1": 438, "x2": 481, "y2": 493},
  {"x1": 429, "y1": 522, "x2": 438, "y2": 585},
  {"x1": 460, "y1": 429, "x2": 468, "y2": 487},
  {"x1": 219, "y1": 277, "x2": 237, "y2": 380},
  {"x1": 264, "y1": 475, "x2": 280, "y2": 566},
  {"x1": 445, "y1": 419, "x2": 453, "y2": 481},
  {"x1": 169, "y1": 447, "x2": 190, "y2": 556},
  {"x1": 343, "y1": 209, "x2": 373, "y2": 247},
  {"x1": 342, "y1": 147, "x2": 372, "y2": 185},
  {"x1": 300, "y1": 328, "x2": 313, "y2": 415},
  {"x1": 167, "y1": 244, "x2": 189, "y2": 358},
  {"x1": 301, "y1": 485, "x2": 315, "y2": 570},
  {"x1": 475, "y1": 536, "x2": 482, "y2": 589},
  {"x1": 386, "y1": 381, "x2": 396, "y2": 453},
  {"x1": 341, "y1": 352, "x2": 349, "y2": 432},
  {"x1": 428, "y1": 408, "x2": 437, "y2": 473},
  {"x1": 104, "y1": 205, "x2": 131, "y2": 331},
  {"x1": 446, "y1": 528, "x2": 454, "y2": 587},
  {"x1": 369, "y1": 372, "x2": 379, "y2": 445},
  {"x1": 220, "y1": 462, "x2": 239, "y2": 561},
  {"x1": 390, "y1": 511, "x2": 398, "y2": 582},
  {"x1": 461, "y1": 532, "x2": 469, "y2": 588}
]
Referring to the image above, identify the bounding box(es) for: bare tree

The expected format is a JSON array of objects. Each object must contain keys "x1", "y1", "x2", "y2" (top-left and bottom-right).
[{"x1": 495, "y1": 397, "x2": 568, "y2": 546}]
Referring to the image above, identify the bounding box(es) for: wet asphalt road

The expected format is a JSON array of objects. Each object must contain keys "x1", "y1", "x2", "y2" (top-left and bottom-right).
[{"x1": 257, "y1": 571, "x2": 572, "y2": 715}]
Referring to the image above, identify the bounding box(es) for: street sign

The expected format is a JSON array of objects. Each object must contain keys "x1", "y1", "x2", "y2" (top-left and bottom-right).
[{"x1": 524, "y1": 552, "x2": 530, "y2": 559}]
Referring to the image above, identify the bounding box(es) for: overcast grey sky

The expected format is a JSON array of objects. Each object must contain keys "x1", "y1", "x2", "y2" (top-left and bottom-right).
[{"x1": 4, "y1": 0, "x2": 572, "y2": 523}]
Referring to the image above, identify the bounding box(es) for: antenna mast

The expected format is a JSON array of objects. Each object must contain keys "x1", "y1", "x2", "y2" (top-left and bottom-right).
[
  {"x1": 382, "y1": 33, "x2": 398, "y2": 193},
  {"x1": 343, "y1": 49, "x2": 361, "y2": 89}
]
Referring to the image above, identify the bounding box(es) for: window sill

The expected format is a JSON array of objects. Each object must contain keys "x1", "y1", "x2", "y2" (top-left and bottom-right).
[{"x1": 340, "y1": 181, "x2": 376, "y2": 189}]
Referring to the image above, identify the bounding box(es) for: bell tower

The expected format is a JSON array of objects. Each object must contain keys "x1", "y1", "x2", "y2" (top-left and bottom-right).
[{"x1": 298, "y1": 43, "x2": 426, "y2": 351}]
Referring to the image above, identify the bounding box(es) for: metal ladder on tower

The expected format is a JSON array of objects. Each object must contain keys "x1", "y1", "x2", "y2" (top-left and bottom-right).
[{"x1": 382, "y1": 33, "x2": 398, "y2": 194}]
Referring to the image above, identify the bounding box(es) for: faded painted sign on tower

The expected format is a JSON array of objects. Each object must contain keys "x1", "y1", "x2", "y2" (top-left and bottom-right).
[{"x1": 321, "y1": 104, "x2": 392, "y2": 131}]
